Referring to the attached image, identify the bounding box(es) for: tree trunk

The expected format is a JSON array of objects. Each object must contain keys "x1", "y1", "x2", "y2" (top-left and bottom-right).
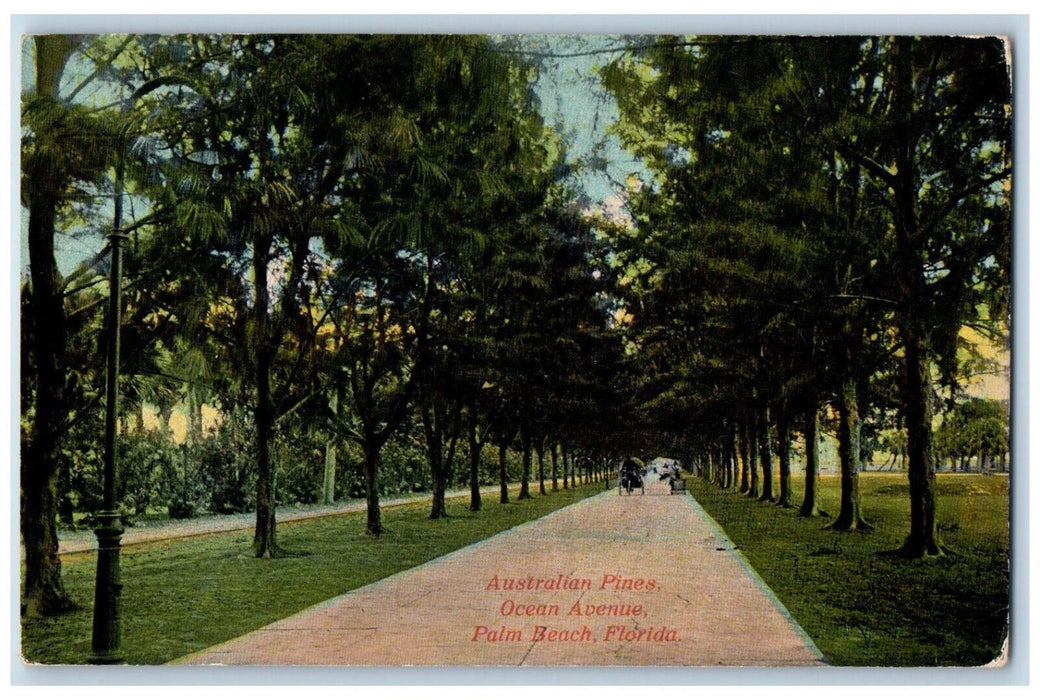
[
  {"x1": 498, "y1": 441, "x2": 509, "y2": 504},
  {"x1": 252, "y1": 344, "x2": 279, "y2": 557},
  {"x1": 518, "y1": 426, "x2": 533, "y2": 500},
  {"x1": 22, "y1": 292, "x2": 71, "y2": 607},
  {"x1": 727, "y1": 432, "x2": 737, "y2": 489},
  {"x1": 436, "y1": 403, "x2": 461, "y2": 519},
  {"x1": 184, "y1": 388, "x2": 203, "y2": 503},
  {"x1": 550, "y1": 443, "x2": 559, "y2": 491},
  {"x1": 828, "y1": 376, "x2": 872, "y2": 531},
  {"x1": 536, "y1": 440, "x2": 547, "y2": 495},
  {"x1": 23, "y1": 117, "x2": 75, "y2": 614},
  {"x1": 562, "y1": 444, "x2": 570, "y2": 489},
  {"x1": 321, "y1": 386, "x2": 340, "y2": 505},
  {"x1": 747, "y1": 414, "x2": 760, "y2": 499},
  {"x1": 321, "y1": 439, "x2": 337, "y2": 506},
  {"x1": 429, "y1": 451, "x2": 447, "y2": 519},
  {"x1": 757, "y1": 408, "x2": 774, "y2": 502},
  {"x1": 429, "y1": 465, "x2": 447, "y2": 519},
  {"x1": 422, "y1": 402, "x2": 448, "y2": 520},
  {"x1": 188, "y1": 388, "x2": 203, "y2": 447},
  {"x1": 798, "y1": 399, "x2": 823, "y2": 517},
  {"x1": 250, "y1": 232, "x2": 281, "y2": 558},
  {"x1": 468, "y1": 409, "x2": 482, "y2": 512},
  {"x1": 898, "y1": 325, "x2": 942, "y2": 555},
  {"x1": 775, "y1": 408, "x2": 793, "y2": 507},
  {"x1": 738, "y1": 420, "x2": 751, "y2": 493},
  {"x1": 21, "y1": 447, "x2": 72, "y2": 617},
  {"x1": 362, "y1": 438, "x2": 383, "y2": 536},
  {"x1": 889, "y1": 37, "x2": 941, "y2": 557}
]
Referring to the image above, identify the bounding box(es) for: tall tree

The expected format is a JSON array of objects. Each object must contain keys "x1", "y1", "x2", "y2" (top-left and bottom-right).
[
  {"x1": 171, "y1": 35, "x2": 343, "y2": 556},
  {"x1": 846, "y1": 37, "x2": 1010, "y2": 556},
  {"x1": 21, "y1": 35, "x2": 93, "y2": 616}
]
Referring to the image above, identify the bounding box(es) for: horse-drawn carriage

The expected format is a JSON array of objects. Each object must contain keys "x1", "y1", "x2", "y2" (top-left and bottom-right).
[
  {"x1": 658, "y1": 462, "x2": 686, "y2": 494},
  {"x1": 618, "y1": 457, "x2": 645, "y2": 495}
]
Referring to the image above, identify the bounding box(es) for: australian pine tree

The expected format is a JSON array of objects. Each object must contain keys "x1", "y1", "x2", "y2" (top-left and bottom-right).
[{"x1": 21, "y1": 35, "x2": 89, "y2": 616}]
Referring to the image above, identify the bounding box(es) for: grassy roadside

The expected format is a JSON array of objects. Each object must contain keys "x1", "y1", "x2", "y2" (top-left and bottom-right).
[
  {"x1": 21, "y1": 482, "x2": 604, "y2": 665},
  {"x1": 686, "y1": 472, "x2": 1009, "y2": 666}
]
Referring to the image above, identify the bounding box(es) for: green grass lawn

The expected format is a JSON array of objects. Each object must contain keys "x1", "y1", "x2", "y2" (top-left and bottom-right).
[
  {"x1": 686, "y1": 471, "x2": 1010, "y2": 666},
  {"x1": 21, "y1": 483, "x2": 603, "y2": 665}
]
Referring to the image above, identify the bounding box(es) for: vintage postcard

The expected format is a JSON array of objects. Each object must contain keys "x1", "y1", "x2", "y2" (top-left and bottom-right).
[{"x1": 14, "y1": 18, "x2": 1017, "y2": 679}]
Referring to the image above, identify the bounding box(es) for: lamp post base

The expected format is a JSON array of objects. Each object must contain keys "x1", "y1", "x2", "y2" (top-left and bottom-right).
[{"x1": 89, "y1": 510, "x2": 124, "y2": 665}]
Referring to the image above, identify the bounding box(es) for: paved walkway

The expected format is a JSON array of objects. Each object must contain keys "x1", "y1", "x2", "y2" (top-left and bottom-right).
[
  {"x1": 175, "y1": 476, "x2": 825, "y2": 667},
  {"x1": 57, "y1": 486, "x2": 506, "y2": 555}
]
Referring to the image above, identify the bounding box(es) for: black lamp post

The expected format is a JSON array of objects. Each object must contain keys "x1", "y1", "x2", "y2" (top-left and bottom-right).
[
  {"x1": 85, "y1": 74, "x2": 206, "y2": 664},
  {"x1": 89, "y1": 158, "x2": 127, "y2": 665}
]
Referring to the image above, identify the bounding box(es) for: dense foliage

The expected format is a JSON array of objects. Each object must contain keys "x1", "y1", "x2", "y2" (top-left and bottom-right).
[{"x1": 600, "y1": 35, "x2": 1011, "y2": 553}]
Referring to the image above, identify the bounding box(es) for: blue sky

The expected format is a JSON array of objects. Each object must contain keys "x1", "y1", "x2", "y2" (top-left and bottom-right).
[{"x1": 521, "y1": 34, "x2": 648, "y2": 203}]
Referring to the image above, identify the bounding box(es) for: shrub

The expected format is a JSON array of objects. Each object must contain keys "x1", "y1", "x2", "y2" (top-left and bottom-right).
[
  {"x1": 195, "y1": 408, "x2": 256, "y2": 514},
  {"x1": 118, "y1": 428, "x2": 181, "y2": 517}
]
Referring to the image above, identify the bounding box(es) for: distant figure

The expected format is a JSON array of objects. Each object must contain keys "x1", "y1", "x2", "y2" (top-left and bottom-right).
[{"x1": 620, "y1": 457, "x2": 645, "y2": 495}]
